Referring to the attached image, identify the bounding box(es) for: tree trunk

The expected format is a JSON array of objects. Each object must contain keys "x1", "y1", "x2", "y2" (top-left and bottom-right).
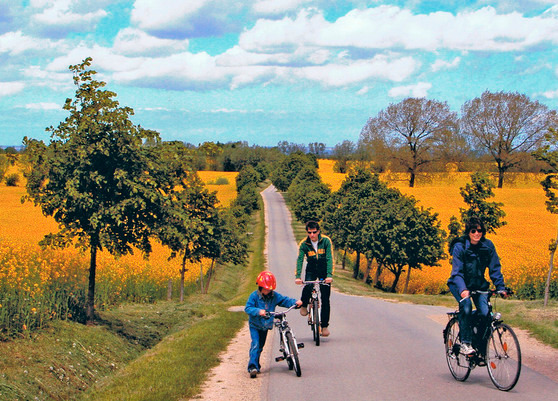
[
  {"x1": 180, "y1": 254, "x2": 187, "y2": 302},
  {"x1": 199, "y1": 262, "x2": 205, "y2": 294},
  {"x1": 403, "y1": 266, "x2": 412, "y2": 294},
  {"x1": 498, "y1": 171, "x2": 504, "y2": 188},
  {"x1": 167, "y1": 279, "x2": 173, "y2": 301},
  {"x1": 373, "y1": 262, "x2": 383, "y2": 288},
  {"x1": 363, "y1": 258, "x2": 372, "y2": 283},
  {"x1": 341, "y1": 248, "x2": 347, "y2": 270},
  {"x1": 86, "y1": 246, "x2": 97, "y2": 323},
  {"x1": 544, "y1": 227, "x2": 558, "y2": 307},
  {"x1": 409, "y1": 171, "x2": 415, "y2": 188},
  {"x1": 389, "y1": 265, "x2": 404, "y2": 293},
  {"x1": 353, "y1": 251, "x2": 361, "y2": 279},
  {"x1": 204, "y1": 259, "x2": 215, "y2": 294}
]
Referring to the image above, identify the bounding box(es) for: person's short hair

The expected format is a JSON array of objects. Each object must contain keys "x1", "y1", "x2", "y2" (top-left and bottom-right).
[
  {"x1": 306, "y1": 221, "x2": 320, "y2": 232},
  {"x1": 465, "y1": 217, "x2": 485, "y2": 236}
]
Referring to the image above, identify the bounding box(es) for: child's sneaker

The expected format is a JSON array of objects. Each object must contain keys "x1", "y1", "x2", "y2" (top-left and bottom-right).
[
  {"x1": 460, "y1": 343, "x2": 475, "y2": 355},
  {"x1": 249, "y1": 368, "x2": 258, "y2": 378}
]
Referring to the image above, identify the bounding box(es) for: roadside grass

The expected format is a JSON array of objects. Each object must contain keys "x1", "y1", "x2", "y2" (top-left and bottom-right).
[
  {"x1": 81, "y1": 189, "x2": 267, "y2": 401},
  {"x1": 0, "y1": 188, "x2": 266, "y2": 401}
]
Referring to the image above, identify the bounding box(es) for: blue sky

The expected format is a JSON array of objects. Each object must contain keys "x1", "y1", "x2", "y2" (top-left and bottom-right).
[{"x1": 1, "y1": 0, "x2": 557, "y2": 148}]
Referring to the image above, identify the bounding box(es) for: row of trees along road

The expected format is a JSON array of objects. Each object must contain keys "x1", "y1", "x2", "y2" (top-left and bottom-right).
[
  {"x1": 23, "y1": 58, "x2": 250, "y2": 323},
  {"x1": 277, "y1": 152, "x2": 509, "y2": 294},
  {"x1": 356, "y1": 94, "x2": 558, "y2": 188}
]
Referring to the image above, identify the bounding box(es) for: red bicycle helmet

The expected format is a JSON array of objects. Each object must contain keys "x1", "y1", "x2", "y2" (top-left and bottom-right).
[{"x1": 256, "y1": 270, "x2": 276, "y2": 290}]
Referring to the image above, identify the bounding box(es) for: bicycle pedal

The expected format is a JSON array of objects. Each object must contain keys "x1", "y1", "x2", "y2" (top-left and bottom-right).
[
  {"x1": 298, "y1": 343, "x2": 304, "y2": 349},
  {"x1": 275, "y1": 356, "x2": 285, "y2": 362}
]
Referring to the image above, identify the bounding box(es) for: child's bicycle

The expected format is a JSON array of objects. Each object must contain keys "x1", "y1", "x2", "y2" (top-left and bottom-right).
[
  {"x1": 266, "y1": 304, "x2": 304, "y2": 377},
  {"x1": 443, "y1": 288, "x2": 521, "y2": 391},
  {"x1": 302, "y1": 280, "x2": 330, "y2": 346}
]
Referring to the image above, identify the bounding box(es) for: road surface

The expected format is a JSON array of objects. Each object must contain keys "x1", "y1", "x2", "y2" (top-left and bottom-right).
[{"x1": 260, "y1": 185, "x2": 558, "y2": 401}]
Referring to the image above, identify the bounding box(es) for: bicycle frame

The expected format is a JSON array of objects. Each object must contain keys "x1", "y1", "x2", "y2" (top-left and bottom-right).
[
  {"x1": 268, "y1": 305, "x2": 303, "y2": 376},
  {"x1": 302, "y1": 280, "x2": 329, "y2": 345}
]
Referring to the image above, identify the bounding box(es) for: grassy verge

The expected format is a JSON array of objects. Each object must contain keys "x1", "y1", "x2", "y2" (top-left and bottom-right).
[
  {"x1": 0, "y1": 194, "x2": 267, "y2": 401},
  {"x1": 82, "y1": 192, "x2": 267, "y2": 401}
]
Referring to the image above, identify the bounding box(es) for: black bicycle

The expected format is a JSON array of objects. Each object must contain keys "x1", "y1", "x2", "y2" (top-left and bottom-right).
[
  {"x1": 267, "y1": 304, "x2": 304, "y2": 377},
  {"x1": 443, "y1": 288, "x2": 521, "y2": 391},
  {"x1": 302, "y1": 280, "x2": 329, "y2": 346}
]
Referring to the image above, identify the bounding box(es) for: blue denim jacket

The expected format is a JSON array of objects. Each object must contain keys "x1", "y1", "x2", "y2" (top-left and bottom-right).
[{"x1": 245, "y1": 289, "x2": 298, "y2": 330}]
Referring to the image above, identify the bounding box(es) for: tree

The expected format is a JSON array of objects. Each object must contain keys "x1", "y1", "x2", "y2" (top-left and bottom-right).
[
  {"x1": 23, "y1": 58, "x2": 173, "y2": 322},
  {"x1": 458, "y1": 172, "x2": 506, "y2": 234},
  {"x1": 270, "y1": 151, "x2": 317, "y2": 191},
  {"x1": 360, "y1": 97, "x2": 457, "y2": 187},
  {"x1": 532, "y1": 127, "x2": 558, "y2": 306},
  {"x1": 308, "y1": 142, "x2": 326, "y2": 157},
  {"x1": 331, "y1": 140, "x2": 355, "y2": 173},
  {"x1": 277, "y1": 141, "x2": 306, "y2": 155},
  {"x1": 461, "y1": 90, "x2": 558, "y2": 188},
  {"x1": 236, "y1": 165, "x2": 260, "y2": 192},
  {"x1": 287, "y1": 165, "x2": 331, "y2": 223}
]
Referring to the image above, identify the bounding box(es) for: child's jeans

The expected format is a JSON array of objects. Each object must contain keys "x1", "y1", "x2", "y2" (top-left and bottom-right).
[{"x1": 248, "y1": 326, "x2": 269, "y2": 372}]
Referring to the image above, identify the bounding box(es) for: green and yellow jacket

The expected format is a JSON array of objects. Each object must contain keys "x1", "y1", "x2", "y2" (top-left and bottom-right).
[{"x1": 295, "y1": 234, "x2": 334, "y2": 280}]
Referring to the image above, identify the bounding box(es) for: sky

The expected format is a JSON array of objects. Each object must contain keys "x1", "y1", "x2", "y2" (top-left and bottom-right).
[{"x1": 1, "y1": 1, "x2": 558, "y2": 148}]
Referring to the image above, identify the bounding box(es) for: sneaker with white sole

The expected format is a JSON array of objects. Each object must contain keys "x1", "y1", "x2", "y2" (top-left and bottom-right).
[
  {"x1": 249, "y1": 368, "x2": 257, "y2": 378},
  {"x1": 460, "y1": 343, "x2": 474, "y2": 355}
]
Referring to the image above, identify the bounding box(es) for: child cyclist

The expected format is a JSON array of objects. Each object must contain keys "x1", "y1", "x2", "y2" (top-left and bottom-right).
[{"x1": 244, "y1": 270, "x2": 302, "y2": 378}]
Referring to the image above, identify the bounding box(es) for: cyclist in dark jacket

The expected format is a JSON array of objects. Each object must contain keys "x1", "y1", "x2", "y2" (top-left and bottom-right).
[
  {"x1": 295, "y1": 221, "x2": 334, "y2": 337},
  {"x1": 447, "y1": 217, "x2": 507, "y2": 355}
]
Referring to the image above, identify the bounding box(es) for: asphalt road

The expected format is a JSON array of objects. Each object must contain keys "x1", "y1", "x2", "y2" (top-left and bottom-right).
[{"x1": 260, "y1": 185, "x2": 558, "y2": 401}]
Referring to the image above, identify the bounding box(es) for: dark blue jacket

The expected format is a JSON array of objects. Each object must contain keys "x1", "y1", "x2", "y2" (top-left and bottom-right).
[
  {"x1": 245, "y1": 290, "x2": 298, "y2": 330},
  {"x1": 447, "y1": 236, "x2": 505, "y2": 295}
]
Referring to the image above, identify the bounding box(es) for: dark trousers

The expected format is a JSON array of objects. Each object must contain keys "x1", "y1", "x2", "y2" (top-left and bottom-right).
[
  {"x1": 248, "y1": 327, "x2": 268, "y2": 372},
  {"x1": 449, "y1": 286, "x2": 489, "y2": 344},
  {"x1": 301, "y1": 282, "x2": 331, "y2": 328}
]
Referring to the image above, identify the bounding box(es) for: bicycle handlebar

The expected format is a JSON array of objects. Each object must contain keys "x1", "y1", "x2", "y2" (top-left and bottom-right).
[
  {"x1": 301, "y1": 280, "x2": 331, "y2": 286},
  {"x1": 459, "y1": 287, "x2": 513, "y2": 302},
  {"x1": 265, "y1": 304, "x2": 298, "y2": 319}
]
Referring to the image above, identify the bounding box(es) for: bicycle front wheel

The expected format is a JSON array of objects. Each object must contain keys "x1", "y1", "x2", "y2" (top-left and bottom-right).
[
  {"x1": 486, "y1": 323, "x2": 521, "y2": 391},
  {"x1": 312, "y1": 300, "x2": 320, "y2": 346},
  {"x1": 444, "y1": 317, "x2": 471, "y2": 381},
  {"x1": 286, "y1": 331, "x2": 301, "y2": 377}
]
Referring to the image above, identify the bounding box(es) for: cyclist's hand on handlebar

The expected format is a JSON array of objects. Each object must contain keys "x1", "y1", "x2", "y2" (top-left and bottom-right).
[
  {"x1": 295, "y1": 278, "x2": 303, "y2": 285},
  {"x1": 259, "y1": 309, "x2": 267, "y2": 317},
  {"x1": 498, "y1": 290, "x2": 509, "y2": 298},
  {"x1": 460, "y1": 290, "x2": 470, "y2": 299},
  {"x1": 324, "y1": 277, "x2": 333, "y2": 284},
  {"x1": 295, "y1": 300, "x2": 303, "y2": 308}
]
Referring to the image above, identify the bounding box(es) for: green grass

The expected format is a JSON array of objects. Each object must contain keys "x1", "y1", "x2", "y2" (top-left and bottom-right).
[{"x1": 0, "y1": 192, "x2": 267, "y2": 401}]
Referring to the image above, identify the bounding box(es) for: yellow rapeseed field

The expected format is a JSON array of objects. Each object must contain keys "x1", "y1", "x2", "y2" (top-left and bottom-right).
[
  {"x1": 0, "y1": 167, "x2": 237, "y2": 336},
  {"x1": 317, "y1": 159, "x2": 558, "y2": 294}
]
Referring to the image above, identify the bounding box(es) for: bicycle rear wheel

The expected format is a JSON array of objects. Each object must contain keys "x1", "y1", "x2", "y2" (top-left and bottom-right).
[
  {"x1": 486, "y1": 323, "x2": 521, "y2": 391},
  {"x1": 312, "y1": 300, "x2": 320, "y2": 346},
  {"x1": 286, "y1": 331, "x2": 301, "y2": 377},
  {"x1": 444, "y1": 317, "x2": 471, "y2": 381}
]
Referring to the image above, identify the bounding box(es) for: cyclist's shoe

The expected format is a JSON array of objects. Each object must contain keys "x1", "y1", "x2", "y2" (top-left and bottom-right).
[
  {"x1": 249, "y1": 368, "x2": 258, "y2": 378},
  {"x1": 321, "y1": 327, "x2": 330, "y2": 337},
  {"x1": 460, "y1": 343, "x2": 475, "y2": 355},
  {"x1": 300, "y1": 307, "x2": 308, "y2": 316}
]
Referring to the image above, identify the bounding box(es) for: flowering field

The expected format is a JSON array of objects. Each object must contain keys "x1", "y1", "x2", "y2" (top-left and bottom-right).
[
  {"x1": 317, "y1": 159, "x2": 558, "y2": 296},
  {"x1": 0, "y1": 168, "x2": 237, "y2": 338}
]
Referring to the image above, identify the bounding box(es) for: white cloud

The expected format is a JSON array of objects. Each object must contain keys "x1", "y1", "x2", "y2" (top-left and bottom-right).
[
  {"x1": 0, "y1": 31, "x2": 62, "y2": 55},
  {"x1": 431, "y1": 57, "x2": 461, "y2": 72},
  {"x1": 113, "y1": 28, "x2": 189, "y2": 56},
  {"x1": 253, "y1": 0, "x2": 313, "y2": 16},
  {"x1": 388, "y1": 82, "x2": 432, "y2": 98},
  {"x1": 541, "y1": 89, "x2": 558, "y2": 99},
  {"x1": 357, "y1": 86, "x2": 370, "y2": 95},
  {"x1": 30, "y1": 0, "x2": 107, "y2": 34},
  {"x1": 25, "y1": 102, "x2": 61, "y2": 110},
  {"x1": 240, "y1": 6, "x2": 558, "y2": 54},
  {"x1": 0, "y1": 82, "x2": 25, "y2": 97},
  {"x1": 131, "y1": 0, "x2": 206, "y2": 30}
]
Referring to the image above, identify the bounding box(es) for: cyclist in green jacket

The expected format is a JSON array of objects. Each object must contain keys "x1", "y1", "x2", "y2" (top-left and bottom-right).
[{"x1": 295, "y1": 221, "x2": 334, "y2": 337}]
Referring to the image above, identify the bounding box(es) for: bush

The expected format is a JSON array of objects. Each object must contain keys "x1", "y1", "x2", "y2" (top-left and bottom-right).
[{"x1": 5, "y1": 173, "x2": 19, "y2": 186}]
